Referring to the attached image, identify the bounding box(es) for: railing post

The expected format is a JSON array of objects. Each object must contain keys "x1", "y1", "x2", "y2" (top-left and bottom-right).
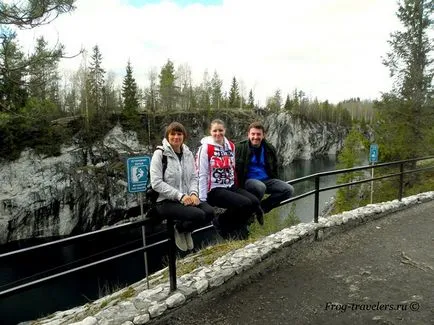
[
  {"x1": 166, "y1": 216, "x2": 177, "y2": 291},
  {"x1": 399, "y1": 163, "x2": 404, "y2": 201},
  {"x1": 314, "y1": 175, "x2": 320, "y2": 223}
]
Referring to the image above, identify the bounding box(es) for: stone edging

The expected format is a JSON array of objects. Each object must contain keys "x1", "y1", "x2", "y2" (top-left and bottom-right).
[{"x1": 29, "y1": 191, "x2": 434, "y2": 325}]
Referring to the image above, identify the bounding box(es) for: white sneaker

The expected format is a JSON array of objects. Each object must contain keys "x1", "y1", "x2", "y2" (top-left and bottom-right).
[
  {"x1": 174, "y1": 226, "x2": 188, "y2": 251},
  {"x1": 185, "y1": 232, "x2": 194, "y2": 250}
]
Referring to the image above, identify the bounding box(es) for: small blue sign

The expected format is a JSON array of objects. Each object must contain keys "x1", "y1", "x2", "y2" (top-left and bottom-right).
[
  {"x1": 127, "y1": 156, "x2": 151, "y2": 193},
  {"x1": 369, "y1": 144, "x2": 379, "y2": 163}
]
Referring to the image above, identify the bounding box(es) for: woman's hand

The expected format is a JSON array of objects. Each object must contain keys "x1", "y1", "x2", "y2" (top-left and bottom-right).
[
  {"x1": 181, "y1": 194, "x2": 200, "y2": 206},
  {"x1": 191, "y1": 194, "x2": 200, "y2": 206}
]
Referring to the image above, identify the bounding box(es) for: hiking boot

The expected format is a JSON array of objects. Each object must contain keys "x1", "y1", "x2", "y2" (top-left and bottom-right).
[
  {"x1": 212, "y1": 216, "x2": 221, "y2": 231},
  {"x1": 255, "y1": 206, "x2": 264, "y2": 226},
  {"x1": 212, "y1": 217, "x2": 230, "y2": 239},
  {"x1": 246, "y1": 214, "x2": 255, "y2": 225},
  {"x1": 185, "y1": 232, "x2": 194, "y2": 250},
  {"x1": 174, "y1": 226, "x2": 188, "y2": 251}
]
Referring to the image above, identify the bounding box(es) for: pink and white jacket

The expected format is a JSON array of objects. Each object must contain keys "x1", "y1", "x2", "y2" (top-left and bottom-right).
[{"x1": 196, "y1": 136, "x2": 236, "y2": 201}]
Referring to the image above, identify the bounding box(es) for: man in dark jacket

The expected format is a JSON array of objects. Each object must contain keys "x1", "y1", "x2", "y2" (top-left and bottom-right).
[{"x1": 236, "y1": 121, "x2": 294, "y2": 224}]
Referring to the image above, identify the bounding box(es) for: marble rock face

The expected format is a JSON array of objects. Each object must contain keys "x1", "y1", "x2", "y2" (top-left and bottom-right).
[{"x1": 0, "y1": 115, "x2": 346, "y2": 244}]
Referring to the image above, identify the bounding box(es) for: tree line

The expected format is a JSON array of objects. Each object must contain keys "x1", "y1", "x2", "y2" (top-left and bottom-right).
[
  {"x1": 0, "y1": 1, "x2": 372, "y2": 132},
  {"x1": 333, "y1": 0, "x2": 433, "y2": 213}
]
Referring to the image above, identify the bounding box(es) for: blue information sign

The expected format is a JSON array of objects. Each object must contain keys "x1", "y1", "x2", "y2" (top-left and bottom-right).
[
  {"x1": 126, "y1": 156, "x2": 151, "y2": 193},
  {"x1": 369, "y1": 144, "x2": 379, "y2": 163}
]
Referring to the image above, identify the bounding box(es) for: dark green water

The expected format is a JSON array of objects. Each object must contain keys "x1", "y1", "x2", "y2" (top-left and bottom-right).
[
  {"x1": 280, "y1": 155, "x2": 339, "y2": 223},
  {"x1": 0, "y1": 155, "x2": 348, "y2": 324}
]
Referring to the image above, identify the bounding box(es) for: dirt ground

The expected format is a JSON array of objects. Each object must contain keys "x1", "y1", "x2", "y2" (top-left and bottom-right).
[{"x1": 152, "y1": 200, "x2": 434, "y2": 325}]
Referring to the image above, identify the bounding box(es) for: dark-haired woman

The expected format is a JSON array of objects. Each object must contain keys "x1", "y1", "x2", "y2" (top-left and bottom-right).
[{"x1": 150, "y1": 122, "x2": 215, "y2": 251}]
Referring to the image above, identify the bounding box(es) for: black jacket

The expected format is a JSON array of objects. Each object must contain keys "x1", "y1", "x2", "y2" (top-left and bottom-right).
[{"x1": 235, "y1": 139, "x2": 279, "y2": 187}]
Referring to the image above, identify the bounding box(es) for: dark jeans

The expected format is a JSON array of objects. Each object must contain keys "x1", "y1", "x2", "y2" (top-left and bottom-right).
[
  {"x1": 207, "y1": 185, "x2": 261, "y2": 230},
  {"x1": 244, "y1": 178, "x2": 294, "y2": 213},
  {"x1": 156, "y1": 200, "x2": 215, "y2": 233}
]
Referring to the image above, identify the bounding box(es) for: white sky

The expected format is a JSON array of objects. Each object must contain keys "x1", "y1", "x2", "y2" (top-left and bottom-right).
[{"x1": 14, "y1": 0, "x2": 401, "y2": 105}]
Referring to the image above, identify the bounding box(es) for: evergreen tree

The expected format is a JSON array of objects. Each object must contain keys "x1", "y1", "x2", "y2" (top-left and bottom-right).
[
  {"x1": 0, "y1": 1, "x2": 75, "y2": 107},
  {"x1": 0, "y1": 29, "x2": 27, "y2": 112},
  {"x1": 283, "y1": 94, "x2": 292, "y2": 112},
  {"x1": 27, "y1": 36, "x2": 62, "y2": 105},
  {"x1": 247, "y1": 89, "x2": 255, "y2": 109},
  {"x1": 228, "y1": 76, "x2": 239, "y2": 108},
  {"x1": 333, "y1": 128, "x2": 367, "y2": 212},
  {"x1": 266, "y1": 89, "x2": 282, "y2": 112},
  {"x1": 88, "y1": 45, "x2": 105, "y2": 116},
  {"x1": 375, "y1": 0, "x2": 433, "y2": 161},
  {"x1": 159, "y1": 59, "x2": 177, "y2": 111},
  {"x1": 0, "y1": 0, "x2": 75, "y2": 28},
  {"x1": 210, "y1": 70, "x2": 223, "y2": 109},
  {"x1": 122, "y1": 60, "x2": 139, "y2": 112}
]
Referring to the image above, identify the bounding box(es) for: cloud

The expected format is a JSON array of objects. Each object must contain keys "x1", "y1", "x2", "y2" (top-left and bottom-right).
[{"x1": 14, "y1": 0, "x2": 400, "y2": 104}]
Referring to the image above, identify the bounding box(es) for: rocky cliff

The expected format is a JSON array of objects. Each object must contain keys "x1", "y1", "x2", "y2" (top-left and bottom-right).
[{"x1": 0, "y1": 111, "x2": 347, "y2": 245}]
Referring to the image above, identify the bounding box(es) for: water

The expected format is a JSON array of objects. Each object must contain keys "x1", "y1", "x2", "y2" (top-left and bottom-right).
[
  {"x1": 280, "y1": 155, "x2": 339, "y2": 223},
  {"x1": 0, "y1": 155, "x2": 339, "y2": 324}
]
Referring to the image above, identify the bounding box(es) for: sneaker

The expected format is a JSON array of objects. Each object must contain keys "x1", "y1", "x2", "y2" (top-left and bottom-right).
[
  {"x1": 255, "y1": 206, "x2": 264, "y2": 226},
  {"x1": 173, "y1": 226, "x2": 188, "y2": 251},
  {"x1": 185, "y1": 232, "x2": 194, "y2": 250}
]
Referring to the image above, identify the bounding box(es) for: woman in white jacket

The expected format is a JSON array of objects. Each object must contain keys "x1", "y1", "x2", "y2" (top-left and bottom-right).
[
  {"x1": 150, "y1": 122, "x2": 214, "y2": 251},
  {"x1": 196, "y1": 119, "x2": 262, "y2": 239}
]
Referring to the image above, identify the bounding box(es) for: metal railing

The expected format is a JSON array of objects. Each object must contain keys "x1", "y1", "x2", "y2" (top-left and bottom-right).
[{"x1": 1, "y1": 155, "x2": 433, "y2": 300}]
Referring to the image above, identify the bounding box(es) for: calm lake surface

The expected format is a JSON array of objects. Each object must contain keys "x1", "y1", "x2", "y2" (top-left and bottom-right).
[{"x1": 0, "y1": 155, "x2": 341, "y2": 325}]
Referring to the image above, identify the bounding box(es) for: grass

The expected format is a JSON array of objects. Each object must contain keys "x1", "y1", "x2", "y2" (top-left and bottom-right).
[
  {"x1": 41, "y1": 204, "x2": 302, "y2": 324},
  {"x1": 162, "y1": 204, "x2": 300, "y2": 281}
]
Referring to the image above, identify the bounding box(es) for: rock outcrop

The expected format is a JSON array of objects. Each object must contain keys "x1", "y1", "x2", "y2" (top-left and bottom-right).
[{"x1": 0, "y1": 112, "x2": 348, "y2": 245}]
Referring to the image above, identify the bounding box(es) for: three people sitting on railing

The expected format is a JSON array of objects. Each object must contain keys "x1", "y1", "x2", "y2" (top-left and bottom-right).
[
  {"x1": 149, "y1": 122, "x2": 215, "y2": 252},
  {"x1": 150, "y1": 120, "x2": 294, "y2": 251}
]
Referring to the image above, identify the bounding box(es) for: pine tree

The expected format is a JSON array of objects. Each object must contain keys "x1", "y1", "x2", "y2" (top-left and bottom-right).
[
  {"x1": 266, "y1": 89, "x2": 282, "y2": 112},
  {"x1": 211, "y1": 71, "x2": 223, "y2": 109},
  {"x1": 88, "y1": 45, "x2": 105, "y2": 116},
  {"x1": 283, "y1": 94, "x2": 292, "y2": 112},
  {"x1": 0, "y1": 29, "x2": 27, "y2": 112},
  {"x1": 159, "y1": 59, "x2": 177, "y2": 111},
  {"x1": 0, "y1": 1, "x2": 75, "y2": 111},
  {"x1": 375, "y1": 0, "x2": 433, "y2": 161},
  {"x1": 228, "y1": 77, "x2": 239, "y2": 108},
  {"x1": 333, "y1": 128, "x2": 367, "y2": 212},
  {"x1": 122, "y1": 60, "x2": 139, "y2": 112},
  {"x1": 0, "y1": 0, "x2": 75, "y2": 28},
  {"x1": 247, "y1": 89, "x2": 255, "y2": 109},
  {"x1": 28, "y1": 36, "x2": 62, "y2": 105}
]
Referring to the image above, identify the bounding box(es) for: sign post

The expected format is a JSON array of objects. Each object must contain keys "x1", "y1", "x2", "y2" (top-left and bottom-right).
[
  {"x1": 126, "y1": 156, "x2": 151, "y2": 289},
  {"x1": 369, "y1": 144, "x2": 379, "y2": 204}
]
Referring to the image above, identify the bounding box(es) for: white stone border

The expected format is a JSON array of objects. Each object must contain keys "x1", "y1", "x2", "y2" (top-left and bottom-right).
[{"x1": 29, "y1": 192, "x2": 434, "y2": 325}]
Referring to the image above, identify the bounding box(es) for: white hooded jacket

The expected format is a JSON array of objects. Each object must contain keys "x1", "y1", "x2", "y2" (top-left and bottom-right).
[
  {"x1": 150, "y1": 138, "x2": 198, "y2": 202},
  {"x1": 196, "y1": 136, "x2": 236, "y2": 201}
]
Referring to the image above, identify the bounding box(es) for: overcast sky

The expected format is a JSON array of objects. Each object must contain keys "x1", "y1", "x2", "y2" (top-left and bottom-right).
[{"x1": 15, "y1": 0, "x2": 401, "y2": 105}]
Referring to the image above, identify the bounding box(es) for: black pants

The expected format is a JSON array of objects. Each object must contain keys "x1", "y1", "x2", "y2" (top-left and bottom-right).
[
  {"x1": 207, "y1": 185, "x2": 261, "y2": 230},
  {"x1": 156, "y1": 200, "x2": 215, "y2": 233}
]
